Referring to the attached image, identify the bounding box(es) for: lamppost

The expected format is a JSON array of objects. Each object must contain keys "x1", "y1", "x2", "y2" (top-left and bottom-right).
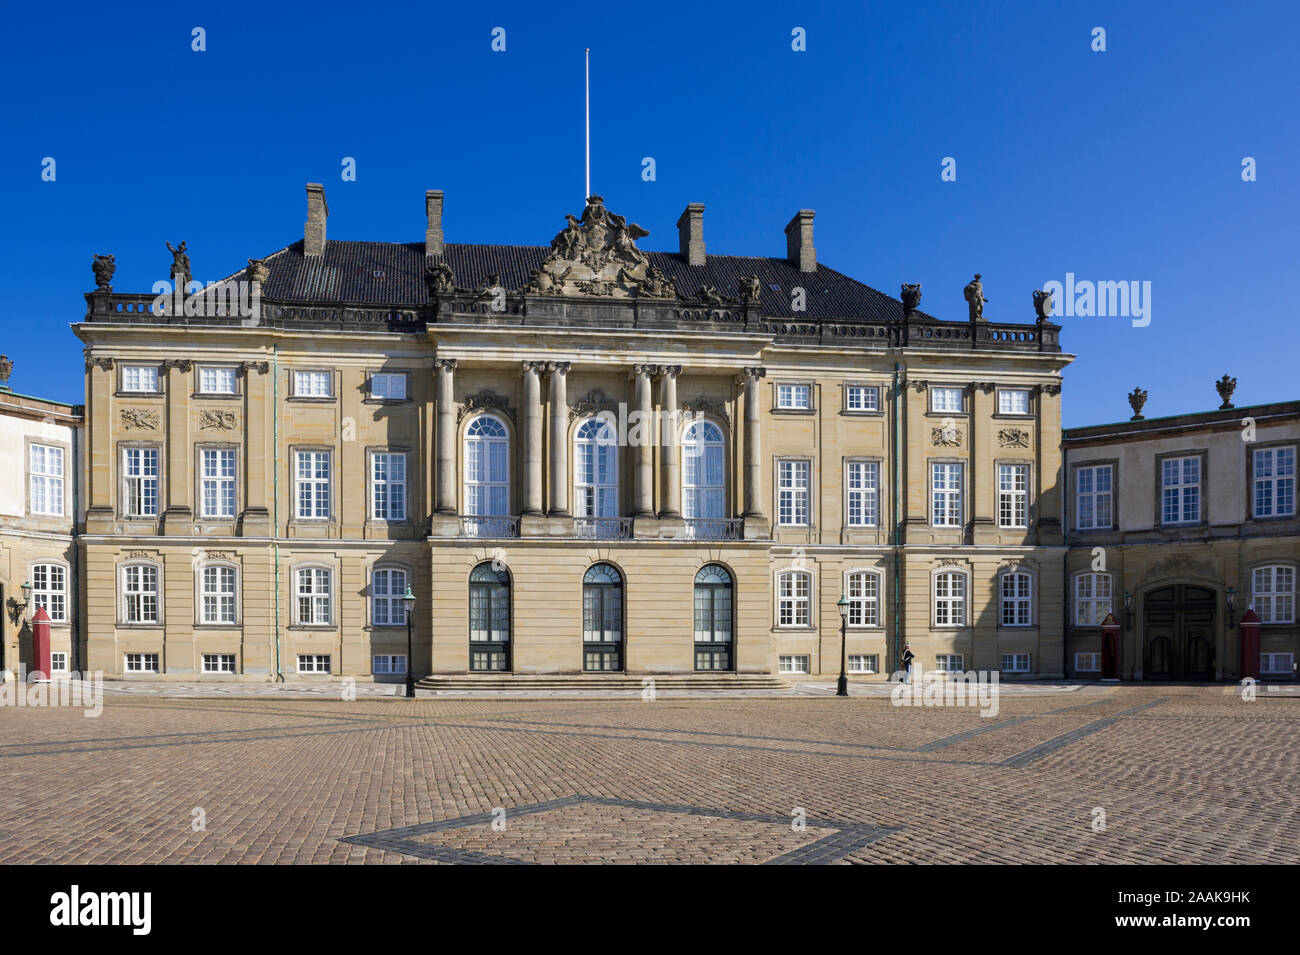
[
  {"x1": 7, "y1": 580, "x2": 32, "y2": 626},
  {"x1": 1122, "y1": 591, "x2": 1133, "y2": 631},
  {"x1": 402, "y1": 584, "x2": 417, "y2": 698},
  {"x1": 836, "y1": 592, "x2": 849, "y2": 697},
  {"x1": 1226, "y1": 586, "x2": 1237, "y2": 629}
]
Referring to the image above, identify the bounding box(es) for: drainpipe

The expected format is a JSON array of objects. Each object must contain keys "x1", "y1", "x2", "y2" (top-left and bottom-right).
[
  {"x1": 1061, "y1": 443, "x2": 1069, "y2": 680},
  {"x1": 272, "y1": 344, "x2": 282, "y2": 682},
  {"x1": 892, "y1": 362, "x2": 902, "y2": 676},
  {"x1": 71, "y1": 424, "x2": 81, "y2": 673}
]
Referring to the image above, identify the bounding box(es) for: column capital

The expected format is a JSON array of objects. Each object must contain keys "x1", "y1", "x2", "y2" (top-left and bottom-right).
[
  {"x1": 521, "y1": 360, "x2": 547, "y2": 375},
  {"x1": 631, "y1": 363, "x2": 657, "y2": 378},
  {"x1": 545, "y1": 361, "x2": 571, "y2": 375},
  {"x1": 738, "y1": 366, "x2": 766, "y2": 384},
  {"x1": 240, "y1": 361, "x2": 270, "y2": 375},
  {"x1": 162, "y1": 359, "x2": 193, "y2": 372},
  {"x1": 85, "y1": 356, "x2": 115, "y2": 371},
  {"x1": 658, "y1": 364, "x2": 682, "y2": 379},
  {"x1": 434, "y1": 358, "x2": 458, "y2": 372}
]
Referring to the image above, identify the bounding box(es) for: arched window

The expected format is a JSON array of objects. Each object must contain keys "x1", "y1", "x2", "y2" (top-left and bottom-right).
[
  {"x1": 469, "y1": 563, "x2": 510, "y2": 671},
  {"x1": 295, "y1": 566, "x2": 332, "y2": 625},
  {"x1": 30, "y1": 563, "x2": 68, "y2": 623},
  {"x1": 682, "y1": 420, "x2": 725, "y2": 538},
  {"x1": 582, "y1": 563, "x2": 624, "y2": 671},
  {"x1": 371, "y1": 566, "x2": 409, "y2": 627},
  {"x1": 1000, "y1": 571, "x2": 1033, "y2": 627},
  {"x1": 777, "y1": 570, "x2": 811, "y2": 627},
  {"x1": 464, "y1": 415, "x2": 509, "y2": 517},
  {"x1": 121, "y1": 562, "x2": 161, "y2": 625},
  {"x1": 1074, "y1": 572, "x2": 1113, "y2": 626},
  {"x1": 574, "y1": 418, "x2": 619, "y2": 518},
  {"x1": 694, "y1": 564, "x2": 733, "y2": 671},
  {"x1": 199, "y1": 564, "x2": 238, "y2": 625},
  {"x1": 933, "y1": 571, "x2": 967, "y2": 627},
  {"x1": 846, "y1": 571, "x2": 881, "y2": 627}
]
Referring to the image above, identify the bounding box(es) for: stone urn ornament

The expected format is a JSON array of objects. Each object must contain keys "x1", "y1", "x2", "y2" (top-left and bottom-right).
[
  {"x1": 1033, "y1": 288, "x2": 1054, "y2": 320},
  {"x1": 0, "y1": 354, "x2": 12, "y2": 388},
  {"x1": 1128, "y1": 386, "x2": 1148, "y2": 421},
  {"x1": 92, "y1": 254, "x2": 116, "y2": 291},
  {"x1": 1215, "y1": 374, "x2": 1237, "y2": 410},
  {"x1": 901, "y1": 283, "x2": 922, "y2": 314}
]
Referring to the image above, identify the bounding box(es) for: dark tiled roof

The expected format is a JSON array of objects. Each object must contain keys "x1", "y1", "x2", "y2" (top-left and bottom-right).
[{"x1": 239, "y1": 240, "x2": 929, "y2": 322}]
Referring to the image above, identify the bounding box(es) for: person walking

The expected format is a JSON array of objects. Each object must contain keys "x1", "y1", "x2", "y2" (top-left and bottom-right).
[{"x1": 902, "y1": 644, "x2": 915, "y2": 684}]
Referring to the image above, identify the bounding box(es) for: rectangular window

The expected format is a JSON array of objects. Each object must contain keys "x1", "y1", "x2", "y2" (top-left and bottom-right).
[
  {"x1": 200, "y1": 566, "x2": 237, "y2": 624},
  {"x1": 123, "y1": 565, "x2": 159, "y2": 623},
  {"x1": 934, "y1": 572, "x2": 967, "y2": 627},
  {"x1": 776, "y1": 383, "x2": 811, "y2": 409},
  {"x1": 1076, "y1": 464, "x2": 1113, "y2": 530},
  {"x1": 1261, "y1": 653, "x2": 1294, "y2": 675},
  {"x1": 296, "y1": 654, "x2": 331, "y2": 674},
  {"x1": 1001, "y1": 653, "x2": 1031, "y2": 673},
  {"x1": 1075, "y1": 652, "x2": 1101, "y2": 673},
  {"x1": 199, "y1": 366, "x2": 237, "y2": 394},
  {"x1": 778, "y1": 460, "x2": 810, "y2": 526},
  {"x1": 200, "y1": 448, "x2": 237, "y2": 519},
  {"x1": 845, "y1": 385, "x2": 880, "y2": 412},
  {"x1": 122, "y1": 365, "x2": 159, "y2": 393},
  {"x1": 1074, "y1": 573, "x2": 1113, "y2": 627},
  {"x1": 293, "y1": 370, "x2": 332, "y2": 397},
  {"x1": 997, "y1": 389, "x2": 1031, "y2": 415},
  {"x1": 931, "y1": 463, "x2": 963, "y2": 526},
  {"x1": 848, "y1": 654, "x2": 878, "y2": 674},
  {"x1": 371, "y1": 453, "x2": 407, "y2": 521},
  {"x1": 930, "y1": 387, "x2": 963, "y2": 413},
  {"x1": 371, "y1": 567, "x2": 409, "y2": 626},
  {"x1": 847, "y1": 571, "x2": 880, "y2": 627},
  {"x1": 31, "y1": 564, "x2": 67, "y2": 622},
  {"x1": 202, "y1": 653, "x2": 237, "y2": 673},
  {"x1": 935, "y1": 654, "x2": 964, "y2": 673},
  {"x1": 1252, "y1": 566, "x2": 1295, "y2": 624},
  {"x1": 373, "y1": 654, "x2": 408, "y2": 674},
  {"x1": 1253, "y1": 446, "x2": 1296, "y2": 518},
  {"x1": 50, "y1": 652, "x2": 68, "y2": 673},
  {"x1": 123, "y1": 447, "x2": 160, "y2": 517},
  {"x1": 998, "y1": 464, "x2": 1029, "y2": 528},
  {"x1": 1161, "y1": 455, "x2": 1201, "y2": 525},
  {"x1": 125, "y1": 652, "x2": 159, "y2": 673},
  {"x1": 369, "y1": 373, "x2": 407, "y2": 400},
  {"x1": 846, "y1": 461, "x2": 879, "y2": 527},
  {"x1": 778, "y1": 654, "x2": 810, "y2": 674},
  {"x1": 777, "y1": 572, "x2": 810, "y2": 627},
  {"x1": 29, "y1": 444, "x2": 65, "y2": 516},
  {"x1": 1000, "y1": 573, "x2": 1032, "y2": 626},
  {"x1": 295, "y1": 451, "x2": 331, "y2": 519},
  {"x1": 296, "y1": 568, "x2": 332, "y2": 625}
]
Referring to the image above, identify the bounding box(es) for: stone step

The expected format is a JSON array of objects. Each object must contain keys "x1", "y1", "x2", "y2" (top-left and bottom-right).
[{"x1": 416, "y1": 673, "x2": 792, "y2": 691}]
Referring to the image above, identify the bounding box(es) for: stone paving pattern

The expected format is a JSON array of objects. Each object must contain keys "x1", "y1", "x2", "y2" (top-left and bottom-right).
[{"x1": 0, "y1": 687, "x2": 1295, "y2": 864}]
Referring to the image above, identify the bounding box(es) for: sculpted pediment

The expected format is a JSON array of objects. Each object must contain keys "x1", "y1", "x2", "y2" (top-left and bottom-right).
[{"x1": 527, "y1": 196, "x2": 676, "y2": 300}]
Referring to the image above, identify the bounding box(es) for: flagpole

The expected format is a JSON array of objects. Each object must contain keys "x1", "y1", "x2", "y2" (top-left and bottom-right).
[{"x1": 585, "y1": 48, "x2": 591, "y2": 201}]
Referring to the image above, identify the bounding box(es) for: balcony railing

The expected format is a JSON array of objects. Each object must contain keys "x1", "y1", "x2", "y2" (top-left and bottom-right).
[
  {"x1": 574, "y1": 517, "x2": 634, "y2": 540},
  {"x1": 459, "y1": 516, "x2": 521, "y2": 539},
  {"x1": 682, "y1": 518, "x2": 744, "y2": 541}
]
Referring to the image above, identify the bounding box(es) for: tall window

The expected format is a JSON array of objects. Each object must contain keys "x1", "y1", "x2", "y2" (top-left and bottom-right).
[
  {"x1": 371, "y1": 452, "x2": 407, "y2": 521},
  {"x1": 778, "y1": 461, "x2": 810, "y2": 526},
  {"x1": 582, "y1": 564, "x2": 624, "y2": 671},
  {"x1": 199, "y1": 366, "x2": 237, "y2": 394},
  {"x1": 464, "y1": 416, "x2": 509, "y2": 516},
  {"x1": 31, "y1": 564, "x2": 67, "y2": 622},
  {"x1": 847, "y1": 571, "x2": 880, "y2": 627},
  {"x1": 123, "y1": 564, "x2": 159, "y2": 623},
  {"x1": 30, "y1": 444, "x2": 64, "y2": 516},
  {"x1": 997, "y1": 389, "x2": 1031, "y2": 415},
  {"x1": 469, "y1": 563, "x2": 511, "y2": 671},
  {"x1": 123, "y1": 447, "x2": 160, "y2": 517},
  {"x1": 777, "y1": 571, "x2": 811, "y2": 627},
  {"x1": 846, "y1": 461, "x2": 879, "y2": 527},
  {"x1": 1253, "y1": 447, "x2": 1296, "y2": 518},
  {"x1": 293, "y1": 370, "x2": 331, "y2": 397},
  {"x1": 931, "y1": 463, "x2": 963, "y2": 526},
  {"x1": 296, "y1": 567, "x2": 331, "y2": 625},
  {"x1": 694, "y1": 565, "x2": 733, "y2": 671},
  {"x1": 1252, "y1": 566, "x2": 1295, "y2": 624},
  {"x1": 930, "y1": 387, "x2": 962, "y2": 413},
  {"x1": 998, "y1": 464, "x2": 1029, "y2": 528},
  {"x1": 200, "y1": 448, "x2": 237, "y2": 519},
  {"x1": 682, "y1": 420, "x2": 725, "y2": 519},
  {"x1": 1076, "y1": 464, "x2": 1113, "y2": 530},
  {"x1": 574, "y1": 418, "x2": 619, "y2": 518},
  {"x1": 933, "y1": 571, "x2": 967, "y2": 626},
  {"x1": 295, "y1": 451, "x2": 330, "y2": 519},
  {"x1": 200, "y1": 565, "x2": 237, "y2": 624},
  {"x1": 1161, "y1": 456, "x2": 1201, "y2": 525},
  {"x1": 371, "y1": 566, "x2": 409, "y2": 626},
  {"x1": 1074, "y1": 572, "x2": 1113, "y2": 626},
  {"x1": 1000, "y1": 571, "x2": 1032, "y2": 626},
  {"x1": 122, "y1": 365, "x2": 159, "y2": 393}
]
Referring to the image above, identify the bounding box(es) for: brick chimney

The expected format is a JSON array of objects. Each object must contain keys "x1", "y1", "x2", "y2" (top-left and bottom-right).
[
  {"x1": 676, "y1": 203, "x2": 705, "y2": 266},
  {"x1": 304, "y1": 183, "x2": 328, "y2": 256},
  {"x1": 425, "y1": 190, "x2": 444, "y2": 256},
  {"x1": 784, "y1": 209, "x2": 816, "y2": 272}
]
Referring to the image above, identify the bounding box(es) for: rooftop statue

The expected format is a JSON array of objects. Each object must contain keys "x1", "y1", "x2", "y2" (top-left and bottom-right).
[
  {"x1": 166, "y1": 240, "x2": 192, "y2": 289},
  {"x1": 534, "y1": 196, "x2": 662, "y2": 299},
  {"x1": 963, "y1": 273, "x2": 987, "y2": 322}
]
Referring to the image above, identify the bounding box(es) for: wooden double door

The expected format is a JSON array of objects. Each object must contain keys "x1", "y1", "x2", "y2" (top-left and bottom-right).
[{"x1": 1142, "y1": 584, "x2": 1217, "y2": 680}]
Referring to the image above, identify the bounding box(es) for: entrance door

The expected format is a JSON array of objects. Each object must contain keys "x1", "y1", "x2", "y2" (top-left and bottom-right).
[
  {"x1": 582, "y1": 564, "x2": 624, "y2": 671},
  {"x1": 1142, "y1": 585, "x2": 1217, "y2": 680}
]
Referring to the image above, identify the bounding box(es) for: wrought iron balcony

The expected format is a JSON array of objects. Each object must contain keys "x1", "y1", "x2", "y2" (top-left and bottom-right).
[
  {"x1": 459, "y1": 516, "x2": 520, "y2": 539},
  {"x1": 681, "y1": 518, "x2": 743, "y2": 541},
  {"x1": 573, "y1": 517, "x2": 634, "y2": 540}
]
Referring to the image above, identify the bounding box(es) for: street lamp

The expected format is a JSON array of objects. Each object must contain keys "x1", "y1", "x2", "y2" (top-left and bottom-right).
[
  {"x1": 402, "y1": 584, "x2": 417, "y2": 698},
  {"x1": 8, "y1": 580, "x2": 32, "y2": 626},
  {"x1": 836, "y1": 592, "x2": 849, "y2": 697},
  {"x1": 1226, "y1": 586, "x2": 1237, "y2": 630},
  {"x1": 1122, "y1": 591, "x2": 1133, "y2": 632}
]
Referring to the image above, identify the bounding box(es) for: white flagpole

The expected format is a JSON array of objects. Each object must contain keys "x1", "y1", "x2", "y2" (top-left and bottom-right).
[{"x1": 585, "y1": 48, "x2": 591, "y2": 201}]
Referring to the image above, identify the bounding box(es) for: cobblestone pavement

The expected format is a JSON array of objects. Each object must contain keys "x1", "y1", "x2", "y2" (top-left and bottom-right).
[{"x1": 0, "y1": 687, "x2": 1295, "y2": 864}]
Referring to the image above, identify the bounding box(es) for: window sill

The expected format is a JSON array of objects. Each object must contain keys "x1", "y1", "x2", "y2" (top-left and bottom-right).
[
  {"x1": 362, "y1": 398, "x2": 413, "y2": 405},
  {"x1": 194, "y1": 623, "x2": 242, "y2": 630},
  {"x1": 771, "y1": 407, "x2": 816, "y2": 415},
  {"x1": 287, "y1": 625, "x2": 337, "y2": 632},
  {"x1": 286, "y1": 396, "x2": 336, "y2": 403},
  {"x1": 840, "y1": 410, "x2": 884, "y2": 417},
  {"x1": 117, "y1": 623, "x2": 164, "y2": 630},
  {"x1": 114, "y1": 392, "x2": 163, "y2": 399},
  {"x1": 193, "y1": 393, "x2": 241, "y2": 400}
]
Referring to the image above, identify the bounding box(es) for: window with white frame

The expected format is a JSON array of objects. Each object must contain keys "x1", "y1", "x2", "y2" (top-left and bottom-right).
[
  {"x1": 778, "y1": 460, "x2": 810, "y2": 526},
  {"x1": 293, "y1": 370, "x2": 331, "y2": 397},
  {"x1": 682, "y1": 420, "x2": 725, "y2": 519},
  {"x1": 198, "y1": 366, "x2": 237, "y2": 394},
  {"x1": 997, "y1": 389, "x2": 1031, "y2": 415},
  {"x1": 200, "y1": 565, "x2": 237, "y2": 625},
  {"x1": 1001, "y1": 653, "x2": 1031, "y2": 673},
  {"x1": 1076, "y1": 464, "x2": 1113, "y2": 530},
  {"x1": 935, "y1": 654, "x2": 964, "y2": 673},
  {"x1": 846, "y1": 461, "x2": 879, "y2": 527},
  {"x1": 122, "y1": 564, "x2": 159, "y2": 624},
  {"x1": 295, "y1": 450, "x2": 330, "y2": 520},
  {"x1": 1261, "y1": 653, "x2": 1294, "y2": 675},
  {"x1": 125, "y1": 652, "x2": 159, "y2": 673},
  {"x1": 373, "y1": 654, "x2": 408, "y2": 674},
  {"x1": 777, "y1": 571, "x2": 811, "y2": 627},
  {"x1": 371, "y1": 566, "x2": 409, "y2": 626},
  {"x1": 371, "y1": 452, "x2": 407, "y2": 521},
  {"x1": 998, "y1": 464, "x2": 1029, "y2": 528},
  {"x1": 1161, "y1": 455, "x2": 1201, "y2": 525},
  {"x1": 847, "y1": 571, "x2": 880, "y2": 627},
  {"x1": 464, "y1": 416, "x2": 510, "y2": 516},
  {"x1": 776, "y1": 383, "x2": 811, "y2": 409},
  {"x1": 778, "y1": 654, "x2": 810, "y2": 674},
  {"x1": 574, "y1": 418, "x2": 619, "y2": 518},
  {"x1": 122, "y1": 365, "x2": 159, "y2": 393},
  {"x1": 200, "y1": 448, "x2": 237, "y2": 519},
  {"x1": 1075, "y1": 652, "x2": 1101, "y2": 673},
  {"x1": 845, "y1": 385, "x2": 880, "y2": 412},
  {"x1": 933, "y1": 571, "x2": 967, "y2": 626},
  {"x1": 122, "y1": 447, "x2": 160, "y2": 517},
  {"x1": 930, "y1": 387, "x2": 963, "y2": 413},
  {"x1": 931, "y1": 463, "x2": 963, "y2": 526},
  {"x1": 29, "y1": 444, "x2": 64, "y2": 516},
  {"x1": 296, "y1": 567, "x2": 332, "y2": 625},
  {"x1": 202, "y1": 653, "x2": 236, "y2": 673},
  {"x1": 31, "y1": 563, "x2": 67, "y2": 622},
  {"x1": 1000, "y1": 571, "x2": 1033, "y2": 626},
  {"x1": 50, "y1": 652, "x2": 68, "y2": 673},
  {"x1": 848, "y1": 654, "x2": 878, "y2": 674},
  {"x1": 1252, "y1": 565, "x2": 1295, "y2": 624},
  {"x1": 369, "y1": 373, "x2": 407, "y2": 400},
  {"x1": 1253, "y1": 446, "x2": 1296, "y2": 518},
  {"x1": 1074, "y1": 572, "x2": 1113, "y2": 626},
  {"x1": 296, "y1": 654, "x2": 331, "y2": 674}
]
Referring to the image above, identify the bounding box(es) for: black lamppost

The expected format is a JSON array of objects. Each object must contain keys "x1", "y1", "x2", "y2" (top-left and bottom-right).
[
  {"x1": 402, "y1": 584, "x2": 417, "y2": 698},
  {"x1": 1122, "y1": 591, "x2": 1133, "y2": 631},
  {"x1": 836, "y1": 592, "x2": 849, "y2": 697},
  {"x1": 1226, "y1": 586, "x2": 1237, "y2": 629}
]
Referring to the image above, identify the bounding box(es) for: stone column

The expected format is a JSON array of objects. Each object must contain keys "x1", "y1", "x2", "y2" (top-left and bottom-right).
[
  {"x1": 161, "y1": 359, "x2": 193, "y2": 534},
  {"x1": 546, "y1": 362, "x2": 570, "y2": 516},
  {"x1": 741, "y1": 367, "x2": 766, "y2": 520},
  {"x1": 521, "y1": 362, "x2": 544, "y2": 516},
  {"x1": 434, "y1": 358, "x2": 458, "y2": 515},
  {"x1": 85, "y1": 356, "x2": 115, "y2": 533},
  {"x1": 633, "y1": 364, "x2": 655, "y2": 518},
  {"x1": 239, "y1": 361, "x2": 271, "y2": 534},
  {"x1": 658, "y1": 366, "x2": 682, "y2": 518}
]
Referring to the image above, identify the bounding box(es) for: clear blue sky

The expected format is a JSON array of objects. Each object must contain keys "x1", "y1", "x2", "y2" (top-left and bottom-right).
[{"x1": 2, "y1": 0, "x2": 1295, "y2": 426}]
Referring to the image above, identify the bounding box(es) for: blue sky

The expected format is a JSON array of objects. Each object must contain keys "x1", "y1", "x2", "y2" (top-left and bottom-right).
[{"x1": 1, "y1": 0, "x2": 1295, "y2": 426}]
